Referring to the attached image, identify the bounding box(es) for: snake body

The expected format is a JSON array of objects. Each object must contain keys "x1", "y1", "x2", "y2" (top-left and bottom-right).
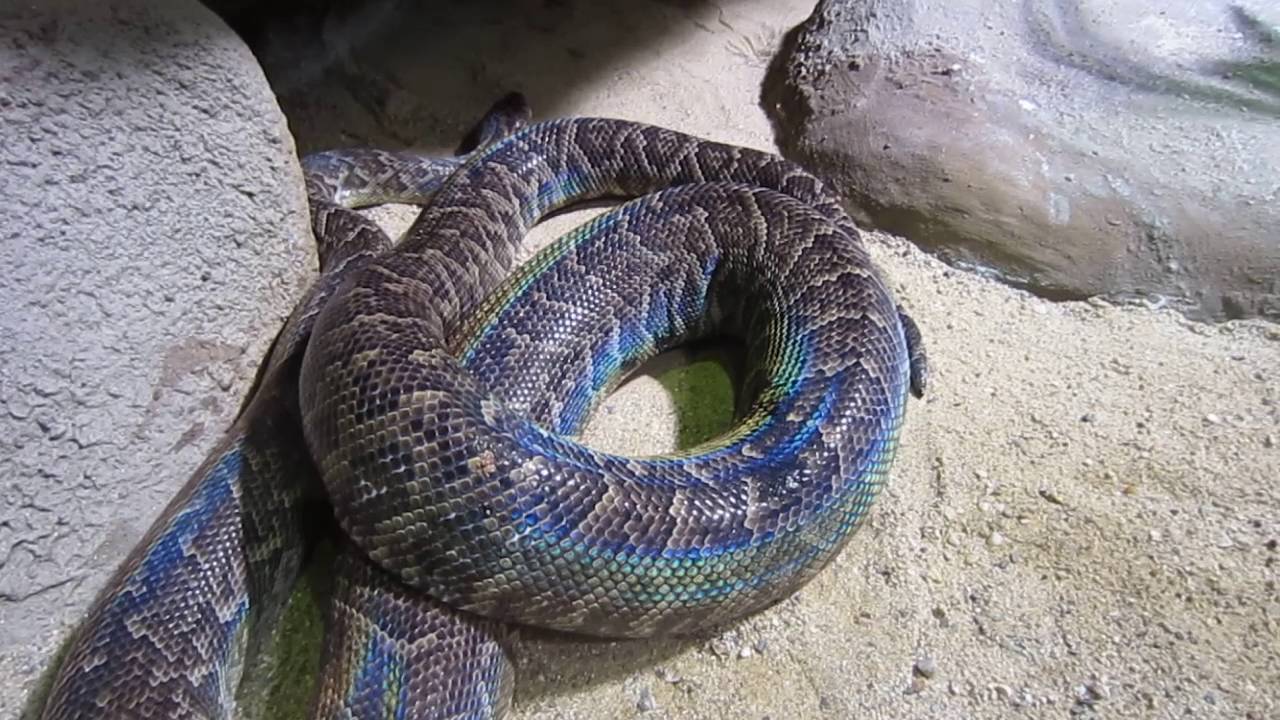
[{"x1": 37, "y1": 95, "x2": 926, "y2": 718}]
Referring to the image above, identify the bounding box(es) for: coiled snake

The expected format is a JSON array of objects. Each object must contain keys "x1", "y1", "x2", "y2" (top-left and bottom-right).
[{"x1": 37, "y1": 95, "x2": 926, "y2": 718}]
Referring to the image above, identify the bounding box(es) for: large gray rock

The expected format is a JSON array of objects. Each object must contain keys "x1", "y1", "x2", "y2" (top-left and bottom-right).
[
  {"x1": 765, "y1": 0, "x2": 1280, "y2": 320},
  {"x1": 0, "y1": 0, "x2": 311, "y2": 712}
]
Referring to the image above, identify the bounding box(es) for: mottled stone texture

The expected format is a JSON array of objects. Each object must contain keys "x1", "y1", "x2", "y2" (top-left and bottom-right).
[
  {"x1": 766, "y1": 0, "x2": 1280, "y2": 320},
  {"x1": 0, "y1": 0, "x2": 310, "y2": 712}
]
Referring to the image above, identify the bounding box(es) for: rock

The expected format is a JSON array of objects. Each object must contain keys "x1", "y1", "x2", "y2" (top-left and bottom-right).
[
  {"x1": 914, "y1": 656, "x2": 939, "y2": 679},
  {"x1": 989, "y1": 683, "x2": 1014, "y2": 702},
  {"x1": 709, "y1": 635, "x2": 737, "y2": 659},
  {"x1": 0, "y1": 0, "x2": 309, "y2": 707},
  {"x1": 654, "y1": 666, "x2": 683, "y2": 685},
  {"x1": 637, "y1": 686, "x2": 658, "y2": 713},
  {"x1": 1075, "y1": 680, "x2": 1110, "y2": 708},
  {"x1": 931, "y1": 606, "x2": 949, "y2": 627},
  {"x1": 1039, "y1": 488, "x2": 1068, "y2": 506},
  {"x1": 765, "y1": 0, "x2": 1280, "y2": 321}
]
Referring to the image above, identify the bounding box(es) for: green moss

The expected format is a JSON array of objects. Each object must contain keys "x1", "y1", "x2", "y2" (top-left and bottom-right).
[
  {"x1": 256, "y1": 543, "x2": 334, "y2": 720},
  {"x1": 656, "y1": 349, "x2": 738, "y2": 450},
  {"x1": 1226, "y1": 60, "x2": 1280, "y2": 97},
  {"x1": 18, "y1": 632, "x2": 71, "y2": 719}
]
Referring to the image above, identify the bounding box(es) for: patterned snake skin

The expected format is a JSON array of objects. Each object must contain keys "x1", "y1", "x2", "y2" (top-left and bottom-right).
[{"x1": 37, "y1": 94, "x2": 926, "y2": 718}]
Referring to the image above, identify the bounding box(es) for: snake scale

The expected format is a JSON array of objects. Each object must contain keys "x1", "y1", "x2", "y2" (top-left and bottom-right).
[{"x1": 37, "y1": 94, "x2": 926, "y2": 718}]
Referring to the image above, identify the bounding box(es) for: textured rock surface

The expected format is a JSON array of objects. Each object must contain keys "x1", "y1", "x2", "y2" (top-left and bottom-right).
[
  {"x1": 765, "y1": 0, "x2": 1280, "y2": 320},
  {"x1": 0, "y1": 0, "x2": 310, "y2": 712}
]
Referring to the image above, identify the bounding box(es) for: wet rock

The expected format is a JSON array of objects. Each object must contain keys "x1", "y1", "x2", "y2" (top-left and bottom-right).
[{"x1": 765, "y1": 0, "x2": 1280, "y2": 320}]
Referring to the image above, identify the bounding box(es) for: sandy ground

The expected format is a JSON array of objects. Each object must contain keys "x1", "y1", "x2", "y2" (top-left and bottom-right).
[{"x1": 13, "y1": 0, "x2": 1280, "y2": 717}]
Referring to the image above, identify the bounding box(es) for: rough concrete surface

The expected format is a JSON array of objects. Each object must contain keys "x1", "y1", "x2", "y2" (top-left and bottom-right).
[
  {"x1": 764, "y1": 0, "x2": 1280, "y2": 322},
  {"x1": 0, "y1": 0, "x2": 312, "y2": 714},
  {"x1": 5, "y1": 0, "x2": 1280, "y2": 718}
]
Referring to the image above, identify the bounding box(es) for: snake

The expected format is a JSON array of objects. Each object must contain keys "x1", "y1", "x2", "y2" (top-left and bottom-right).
[{"x1": 35, "y1": 93, "x2": 926, "y2": 718}]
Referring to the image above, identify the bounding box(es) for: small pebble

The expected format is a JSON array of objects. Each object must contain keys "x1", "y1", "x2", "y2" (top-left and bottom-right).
[
  {"x1": 1075, "y1": 681, "x2": 1108, "y2": 705},
  {"x1": 988, "y1": 531, "x2": 1007, "y2": 547},
  {"x1": 904, "y1": 676, "x2": 927, "y2": 695},
  {"x1": 913, "y1": 656, "x2": 938, "y2": 679},
  {"x1": 709, "y1": 637, "x2": 735, "y2": 659},
  {"x1": 738, "y1": 646, "x2": 754, "y2": 659},
  {"x1": 1039, "y1": 488, "x2": 1067, "y2": 506},
  {"x1": 1204, "y1": 413, "x2": 1222, "y2": 424},
  {"x1": 753, "y1": 638, "x2": 769, "y2": 654},
  {"x1": 654, "y1": 667, "x2": 682, "y2": 684},
  {"x1": 637, "y1": 687, "x2": 658, "y2": 713},
  {"x1": 1264, "y1": 434, "x2": 1276, "y2": 448},
  {"x1": 1080, "y1": 412, "x2": 1096, "y2": 423}
]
